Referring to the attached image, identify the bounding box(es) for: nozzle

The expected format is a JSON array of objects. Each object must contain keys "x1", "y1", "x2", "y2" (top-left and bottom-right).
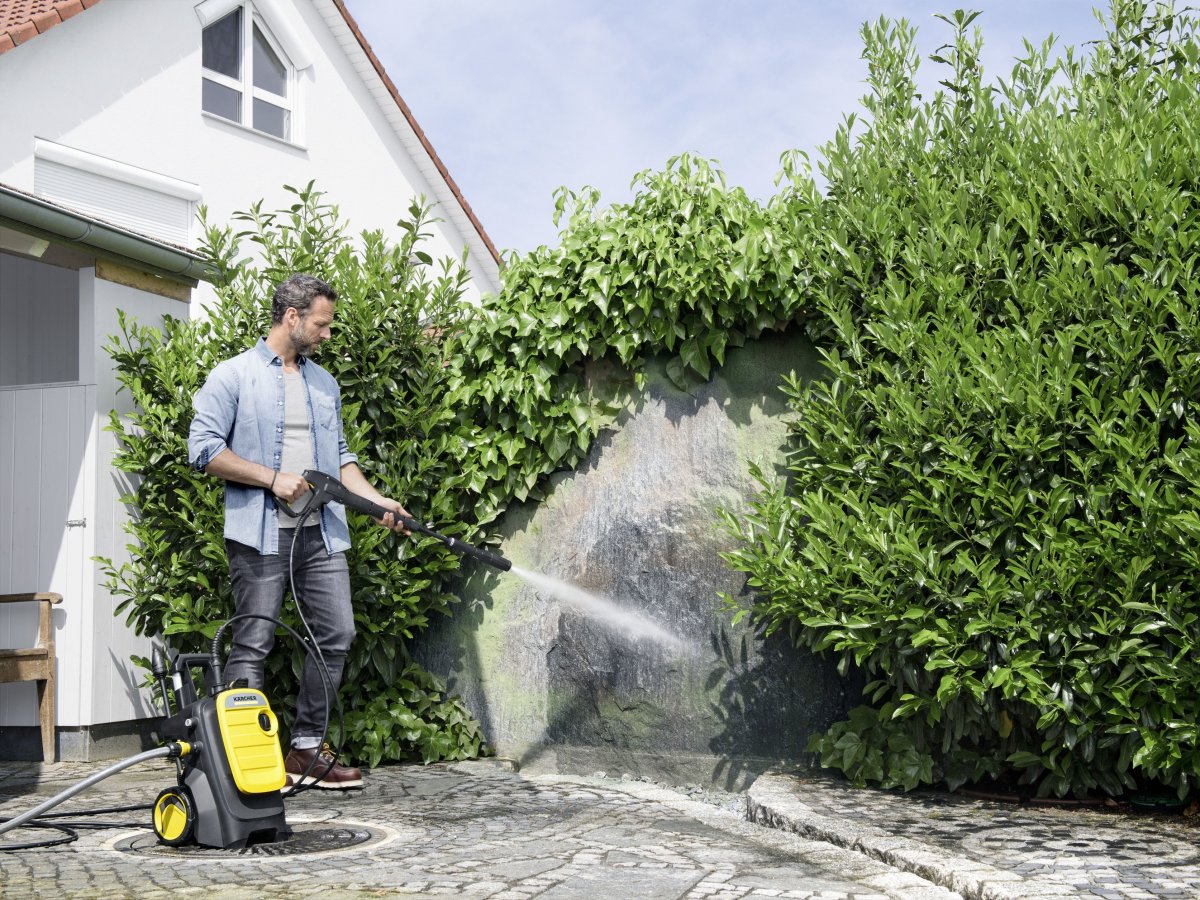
[{"x1": 400, "y1": 517, "x2": 512, "y2": 571}]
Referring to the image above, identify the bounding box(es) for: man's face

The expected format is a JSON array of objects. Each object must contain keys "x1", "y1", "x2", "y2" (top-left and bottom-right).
[{"x1": 288, "y1": 296, "x2": 335, "y2": 358}]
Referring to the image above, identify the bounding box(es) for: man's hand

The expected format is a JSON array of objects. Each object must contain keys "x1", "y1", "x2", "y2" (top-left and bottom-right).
[
  {"x1": 272, "y1": 471, "x2": 311, "y2": 505},
  {"x1": 374, "y1": 500, "x2": 413, "y2": 535},
  {"x1": 339, "y1": 462, "x2": 412, "y2": 534},
  {"x1": 204, "y1": 451, "x2": 312, "y2": 509}
]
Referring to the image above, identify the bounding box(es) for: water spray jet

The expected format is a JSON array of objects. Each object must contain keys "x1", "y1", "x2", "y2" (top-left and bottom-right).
[{"x1": 509, "y1": 565, "x2": 684, "y2": 650}]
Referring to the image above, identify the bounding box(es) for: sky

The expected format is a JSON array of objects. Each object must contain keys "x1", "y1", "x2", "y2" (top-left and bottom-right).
[{"x1": 344, "y1": 2, "x2": 1109, "y2": 259}]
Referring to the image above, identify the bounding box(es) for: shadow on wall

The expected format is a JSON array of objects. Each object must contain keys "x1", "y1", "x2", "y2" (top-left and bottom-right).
[
  {"x1": 427, "y1": 561, "x2": 509, "y2": 753},
  {"x1": 704, "y1": 622, "x2": 864, "y2": 791}
]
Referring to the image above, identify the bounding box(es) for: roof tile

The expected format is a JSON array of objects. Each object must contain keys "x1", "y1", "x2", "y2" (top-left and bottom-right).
[
  {"x1": 8, "y1": 19, "x2": 36, "y2": 43},
  {"x1": 0, "y1": 0, "x2": 99, "y2": 55},
  {"x1": 30, "y1": 9, "x2": 62, "y2": 31}
]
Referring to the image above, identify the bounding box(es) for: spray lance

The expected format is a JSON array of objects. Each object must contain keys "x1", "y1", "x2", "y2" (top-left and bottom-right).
[{"x1": 279, "y1": 469, "x2": 512, "y2": 572}]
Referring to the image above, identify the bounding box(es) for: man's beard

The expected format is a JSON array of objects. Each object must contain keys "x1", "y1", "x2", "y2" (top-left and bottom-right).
[{"x1": 290, "y1": 325, "x2": 317, "y2": 358}]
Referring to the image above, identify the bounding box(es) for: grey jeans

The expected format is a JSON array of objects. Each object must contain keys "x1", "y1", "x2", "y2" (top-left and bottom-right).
[{"x1": 224, "y1": 528, "x2": 354, "y2": 742}]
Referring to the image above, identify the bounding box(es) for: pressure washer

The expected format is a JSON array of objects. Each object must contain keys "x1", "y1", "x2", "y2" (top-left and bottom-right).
[
  {"x1": 148, "y1": 640, "x2": 290, "y2": 848},
  {"x1": 0, "y1": 471, "x2": 512, "y2": 851}
]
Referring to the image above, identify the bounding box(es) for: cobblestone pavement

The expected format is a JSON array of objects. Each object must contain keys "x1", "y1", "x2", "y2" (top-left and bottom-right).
[
  {"x1": 749, "y1": 771, "x2": 1200, "y2": 900},
  {"x1": 0, "y1": 759, "x2": 954, "y2": 899}
]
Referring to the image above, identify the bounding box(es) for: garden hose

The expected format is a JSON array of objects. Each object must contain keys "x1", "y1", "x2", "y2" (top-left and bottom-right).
[
  {"x1": 0, "y1": 543, "x2": 338, "y2": 851},
  {"x1": 0, "y1": 743, "x2": 191, "y2": 851}
]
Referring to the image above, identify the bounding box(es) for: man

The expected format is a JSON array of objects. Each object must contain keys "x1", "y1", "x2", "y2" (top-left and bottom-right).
[{"x1": 188, "y1": 273, "x2": 409, "y2": 789}]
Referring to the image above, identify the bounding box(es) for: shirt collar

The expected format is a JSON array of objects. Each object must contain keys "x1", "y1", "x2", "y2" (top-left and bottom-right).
[{"x1": 254, "y1": 337, "x2": 306, "y2": 367}]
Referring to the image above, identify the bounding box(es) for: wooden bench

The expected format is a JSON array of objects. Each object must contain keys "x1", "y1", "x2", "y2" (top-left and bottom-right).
[{"x1": 0, "y1": 592, "x2": 62, "y2": 762}]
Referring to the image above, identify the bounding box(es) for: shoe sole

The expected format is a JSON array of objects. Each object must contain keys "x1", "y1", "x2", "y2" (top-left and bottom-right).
[{"x1": 286, "y1": 773, "x2": 363, "y2": 790}]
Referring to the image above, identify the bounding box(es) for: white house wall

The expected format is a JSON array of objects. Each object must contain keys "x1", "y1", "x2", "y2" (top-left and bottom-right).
[
  {"x1": 0, "y1": 0, "x2": 498, "y2": 311},
  {"x1": 0, "y1": 0, "x2": 502, "y2": 738},
  {"x1": 87, "y1": 276, "x2": 173, "y2": 727}
]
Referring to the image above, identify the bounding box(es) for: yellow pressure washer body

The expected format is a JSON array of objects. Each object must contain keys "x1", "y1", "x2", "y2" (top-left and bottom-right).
[{"x1": 152, "y1": 652, "x2": 290, "y2": 849}]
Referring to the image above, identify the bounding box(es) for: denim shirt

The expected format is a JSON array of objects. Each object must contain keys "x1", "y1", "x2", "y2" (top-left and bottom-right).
[{"x1": 187, "y1": 339, "x2": 359, "y2": 555}]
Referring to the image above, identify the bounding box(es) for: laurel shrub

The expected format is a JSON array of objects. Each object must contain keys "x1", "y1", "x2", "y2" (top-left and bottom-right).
[{"x1": 722, "y1": 1, "x2": 1200, "y2": 797}]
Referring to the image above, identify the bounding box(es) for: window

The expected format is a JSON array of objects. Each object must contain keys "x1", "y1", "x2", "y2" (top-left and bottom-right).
[
  {"x1": 0, "y1": 251, "x2": 79, "y2": 388},
  {"x1": 202, "y1": 5, "x2": 293, "y2": 141}
]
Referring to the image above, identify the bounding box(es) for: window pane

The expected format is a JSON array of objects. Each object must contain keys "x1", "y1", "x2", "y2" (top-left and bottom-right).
[
  {"x1": 203, "y1": 78, "x2": 241, "y2": 122},
  {"x1": 253, "y1": 24, "x2": 287, "y2": 97},
  {"x1": 0, "y1": 251, "x2": 80, "y2": 387},
  {"x1": 253, "y1": 99, "x2": 289, "y2": 139},
  {"x1": 202, "y1": 8, "x2": 241, "y2": 79}
]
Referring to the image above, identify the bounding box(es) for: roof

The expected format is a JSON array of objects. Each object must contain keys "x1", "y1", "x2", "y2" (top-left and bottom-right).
[
  {"x1": 0, "y1": 0, "x2": 501, "y2": 274},
  {"x1": 0, "y1": 180, "x2": 216, "y2": 284},
  {"x1": 0, "y1": 0, "x2": 99, "y2": 55}
]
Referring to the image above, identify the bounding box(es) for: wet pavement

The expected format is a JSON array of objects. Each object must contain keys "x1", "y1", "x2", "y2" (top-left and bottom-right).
[{"x1": 1, "y1": 757, "x2": 1198, "y2": 899}]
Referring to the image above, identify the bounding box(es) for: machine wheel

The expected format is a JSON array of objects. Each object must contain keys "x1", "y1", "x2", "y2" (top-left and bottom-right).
[{"x1": 153, "y1": 786, "x2": 196, "y2": 846}]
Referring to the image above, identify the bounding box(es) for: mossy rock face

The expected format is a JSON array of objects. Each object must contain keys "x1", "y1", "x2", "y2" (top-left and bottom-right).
[{"x1": 416, "y1": 329, "x2": 858, "y2": 786}]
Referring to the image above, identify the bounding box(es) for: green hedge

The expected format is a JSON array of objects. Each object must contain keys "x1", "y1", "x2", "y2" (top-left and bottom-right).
[{"x1": 721, "y1": 2, "x2": 1200, "y2": 797}]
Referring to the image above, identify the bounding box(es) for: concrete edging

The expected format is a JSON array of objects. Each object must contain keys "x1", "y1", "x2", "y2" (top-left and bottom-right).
[{"x1": 746, "y1": 771, "x2": 1079, "y2": 900}]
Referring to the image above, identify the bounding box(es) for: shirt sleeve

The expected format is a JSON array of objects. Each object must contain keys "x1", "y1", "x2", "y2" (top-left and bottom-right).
[{"x1": 188, "y1": 362, "x2": 238, "y2": 471}]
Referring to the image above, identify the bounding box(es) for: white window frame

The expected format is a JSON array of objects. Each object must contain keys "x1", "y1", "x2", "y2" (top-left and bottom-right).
[{"x1": 200, "y1": 1, "x2": 301, "y2": 143}]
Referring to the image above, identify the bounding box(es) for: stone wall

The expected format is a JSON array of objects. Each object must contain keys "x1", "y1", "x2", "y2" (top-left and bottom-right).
[{"x1": 415, "y1": 328, "x2": 860, "y2": 788}]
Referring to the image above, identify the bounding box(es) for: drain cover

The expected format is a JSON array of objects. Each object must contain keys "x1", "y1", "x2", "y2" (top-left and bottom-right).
[{"x1": 114, "y1": 821, "x2": 386, "y2": 858}]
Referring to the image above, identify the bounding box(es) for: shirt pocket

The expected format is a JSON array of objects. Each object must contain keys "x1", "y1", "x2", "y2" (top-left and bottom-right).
[{"x1": 310, "y1": 391, "x2": 339, "y2": 433}]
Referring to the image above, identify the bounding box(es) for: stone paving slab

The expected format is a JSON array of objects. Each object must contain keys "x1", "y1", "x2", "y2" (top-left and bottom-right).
[
  {"x1": 748, "y1": 771, "x2": 1200, "y2": 900},
  {"x1": 0, "y1": 759, "x2": 957, "y2": 899}
]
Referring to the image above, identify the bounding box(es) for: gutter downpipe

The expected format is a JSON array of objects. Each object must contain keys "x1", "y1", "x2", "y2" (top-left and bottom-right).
[{"x1": 0, "y1": 184, "x2": 216, "y2": 285}]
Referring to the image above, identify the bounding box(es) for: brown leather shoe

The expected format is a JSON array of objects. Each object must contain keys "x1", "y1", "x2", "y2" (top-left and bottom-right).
[{"x1": 284, "y1": 743, "x2": 363, "y2": 790}]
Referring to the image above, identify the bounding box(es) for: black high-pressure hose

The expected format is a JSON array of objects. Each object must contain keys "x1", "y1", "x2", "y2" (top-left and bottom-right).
[
  {"x1": 266, "y1": 472, "x2": 512, "y2": 787},
  {"x1": 262, "y1": 472, "x2": 512, "y2": 789},
  {"x1": 224, "y1": 497, "x2": 345, "y2": 796}
]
